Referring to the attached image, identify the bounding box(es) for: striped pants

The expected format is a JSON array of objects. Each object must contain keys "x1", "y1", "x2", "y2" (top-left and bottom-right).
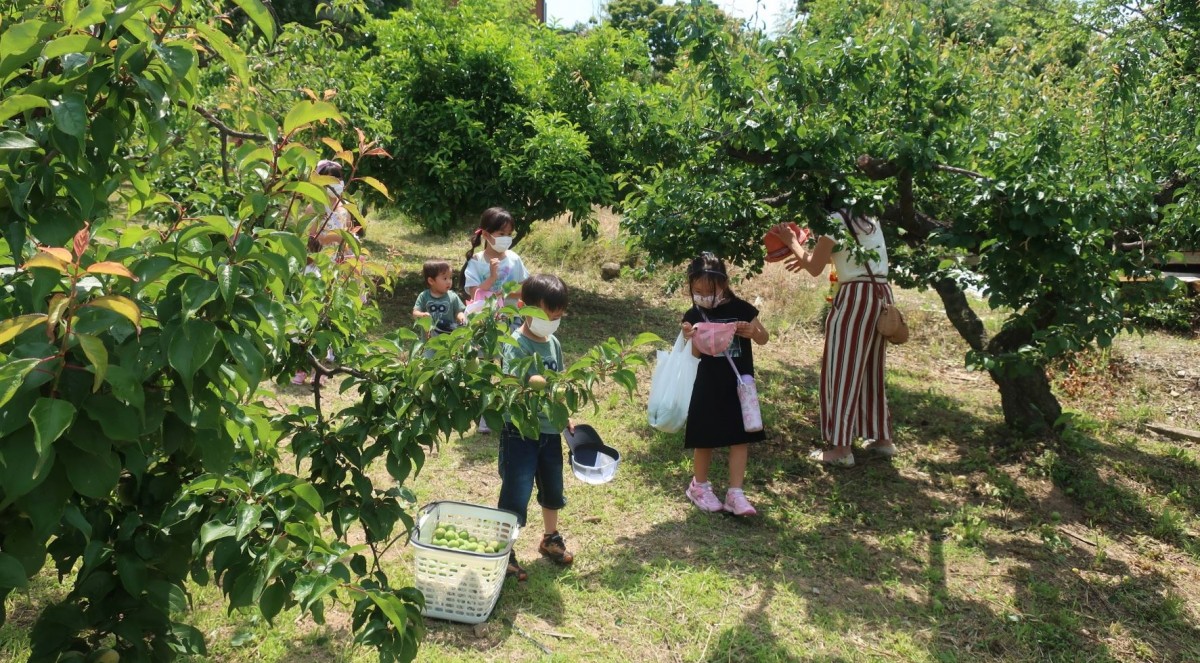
[{"x1": 820, "y1": 281, "x2": 893, "y2": 447}]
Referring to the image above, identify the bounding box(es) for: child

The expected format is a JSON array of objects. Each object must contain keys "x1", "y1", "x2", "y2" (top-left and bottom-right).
[
  {"x1": 413, "y1": 260, "x2": 466, "y2": 334},
  {"x1": 679, "y1": 253, "x2": 769, "y2": 516},
  {"x1": 461, "y1": 206, "x2": 529, "y2": 312},
  {"x1": 462, "y1": 207, "x2": 529, "y2": 433},
  {"x1": 292, "y1": 159, "x2": 357, "y2": 386},
  {"x1": 497, "y1": 274, "x2": 574, "y2": 581}
]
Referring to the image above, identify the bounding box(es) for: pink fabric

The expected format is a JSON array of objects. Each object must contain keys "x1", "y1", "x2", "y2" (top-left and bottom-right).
[{"x1": 692, "y1": 322, "x2": 737, "y2": 356}]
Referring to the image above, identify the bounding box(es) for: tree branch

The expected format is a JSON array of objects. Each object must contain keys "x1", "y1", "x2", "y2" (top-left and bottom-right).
[
  {"x1": 856, "y1": 154, "x2": 902, "y2": 179},
  {"x1": 181, "y1": 102, "x2": 268, "y2": 141},
  {"x1": 934, "y1": 163, "x2": 988, "y2": 180},
  {"x1": 725, "y1": 146, "x2": 774, "y2": 165},
  {"x1": 760, "y1": 191, "x2": 793, "y2": 208}
]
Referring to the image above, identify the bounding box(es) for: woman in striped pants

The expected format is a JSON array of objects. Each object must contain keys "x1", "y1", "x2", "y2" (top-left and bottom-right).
[{"x1": 769, "y1": 212, "x2": 896, "y2": 468}]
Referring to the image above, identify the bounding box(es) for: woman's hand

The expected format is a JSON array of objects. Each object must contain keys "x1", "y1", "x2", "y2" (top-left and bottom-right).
[
  {"x1": 769, "y1": 223, "x2": 804, "y2": 249},
  {"x1": 681, "y1": 321, "x2": 695, "y2": 340}
]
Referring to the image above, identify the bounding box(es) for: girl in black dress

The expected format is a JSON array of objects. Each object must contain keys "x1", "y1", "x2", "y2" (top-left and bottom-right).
[{"x1": 680, "y1": 253, "x2": 770, "y2": 516}]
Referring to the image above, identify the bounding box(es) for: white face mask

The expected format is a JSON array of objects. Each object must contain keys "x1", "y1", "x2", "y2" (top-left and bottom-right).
[
  {"x1": 327, "y1": 182, "x2": 345, "y2": 198},
  {"x1": 693, "y1": 292, "x2": 722, "y2": 309},
  {"x1": 528, "y1": 316, "x2": 560, "y2": 338},
  {"x1": 488, "y1": 235, "x2": 513, "y2": 252}
]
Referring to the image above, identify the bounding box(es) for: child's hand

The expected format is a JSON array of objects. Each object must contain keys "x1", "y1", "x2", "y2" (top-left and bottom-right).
[
  {"x1": 735, "y1": 321, "x2": 754, "y2": 338},
  {"x1": 488, "y1": 258, "x2": 500, "y2": 276},
  {"x1": 681, "y1": 321, "x2": 695, "y2": 340},
  {"x1": 567, "y1": 419, "x2": 576, "y2": 434}
]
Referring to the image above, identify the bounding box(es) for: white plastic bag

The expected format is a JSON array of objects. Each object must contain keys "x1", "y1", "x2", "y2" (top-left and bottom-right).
[{"x1": 647, "y1": 333, "x2": 701, "y2": 433}]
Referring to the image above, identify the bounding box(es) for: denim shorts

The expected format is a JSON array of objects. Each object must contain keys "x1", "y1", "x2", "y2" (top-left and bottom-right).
[{"x1": 497, "y1": 423, "x2": 566, "y2": 526}]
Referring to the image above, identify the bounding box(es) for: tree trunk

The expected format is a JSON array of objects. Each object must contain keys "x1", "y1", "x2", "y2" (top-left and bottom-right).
[
  {"x1": 989, "y1": 368, "x2": 1062, "y2": 435},
  {"x1": 932, "y1": 277, "x2": 1063, "y2": 435}
]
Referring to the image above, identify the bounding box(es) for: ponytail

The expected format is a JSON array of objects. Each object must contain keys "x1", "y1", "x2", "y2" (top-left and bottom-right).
[{"x1": 460, "y1": 229, "x2": 483, "y2": 293}]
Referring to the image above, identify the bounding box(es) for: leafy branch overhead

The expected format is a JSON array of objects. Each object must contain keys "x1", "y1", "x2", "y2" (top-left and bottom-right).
[{"x1": 0, "y1": 2, "x2": 656, "y2": 662}]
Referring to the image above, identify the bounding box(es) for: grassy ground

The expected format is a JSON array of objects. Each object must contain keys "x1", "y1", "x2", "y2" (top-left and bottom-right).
[{"x1": 3, "y1": 210, "x2": 1199, "y2": 662}]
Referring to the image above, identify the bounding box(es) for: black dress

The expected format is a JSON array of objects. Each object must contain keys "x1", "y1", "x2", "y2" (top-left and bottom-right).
[{"x1": 683, "y1": 298, "x2": 766, "y2": 449}]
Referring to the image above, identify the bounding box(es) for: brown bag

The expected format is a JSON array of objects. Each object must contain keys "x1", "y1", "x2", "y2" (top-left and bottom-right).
[
  {"x1": 839, "y1": 210, "x2": 909, "y2": 345},
  {"x1": 876, "y1": 302, "x2": 909, "y2": 344}
]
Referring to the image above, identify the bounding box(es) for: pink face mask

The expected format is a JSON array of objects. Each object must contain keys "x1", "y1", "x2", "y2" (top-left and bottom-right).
[{"x1": 692, "y1": 322, "x2": 738, "y2": 356}]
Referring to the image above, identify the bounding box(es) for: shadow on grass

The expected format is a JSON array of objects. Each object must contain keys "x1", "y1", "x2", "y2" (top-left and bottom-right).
[{"x1": 576, "y1": 361, "x2": 1200, "y2": 661}]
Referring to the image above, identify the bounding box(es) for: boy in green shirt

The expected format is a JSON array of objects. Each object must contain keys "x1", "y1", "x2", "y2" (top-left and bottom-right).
[
  {"x1": 498, "y1": 274, "x2": 574, "y2": 581},
  {"x1": 412, "y1": 260, "x2": 466, "y2": 334}
]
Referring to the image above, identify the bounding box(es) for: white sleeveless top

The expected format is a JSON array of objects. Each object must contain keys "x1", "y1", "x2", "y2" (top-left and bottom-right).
[{"x1": 823, "y1": 213, "x2": 888, "y2": 280}]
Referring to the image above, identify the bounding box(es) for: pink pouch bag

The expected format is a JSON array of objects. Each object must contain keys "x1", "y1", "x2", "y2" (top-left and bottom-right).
[
  {"x1": 692, "y1": 322, "x2": 737, "y2": 356},
  {"x1": 694, "y1": 311, "x2": 763, "y2": 433}
]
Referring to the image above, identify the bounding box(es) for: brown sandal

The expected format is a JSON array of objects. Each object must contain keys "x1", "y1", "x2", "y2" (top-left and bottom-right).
[{"x1": 506, "y1": 553, "x2": 527, "y2": 582}]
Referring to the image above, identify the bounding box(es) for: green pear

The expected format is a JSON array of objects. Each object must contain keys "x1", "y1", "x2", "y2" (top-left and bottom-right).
[{"x1": 92, "y1": 649, "x2": 120, "y2": 663}]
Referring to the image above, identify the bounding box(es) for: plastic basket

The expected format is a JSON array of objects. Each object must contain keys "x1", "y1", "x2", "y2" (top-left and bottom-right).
[{"x1": 410, "y1": 501, "x2": 520, "y2": 624}]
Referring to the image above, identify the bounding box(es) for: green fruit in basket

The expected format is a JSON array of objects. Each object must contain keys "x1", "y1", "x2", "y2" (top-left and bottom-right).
[{"x1": 492, "y1": 540, "x2": 503, "y2": 550}]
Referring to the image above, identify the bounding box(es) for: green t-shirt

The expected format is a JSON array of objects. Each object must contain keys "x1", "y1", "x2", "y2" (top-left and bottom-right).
[
  {"x1": 413, "y1": 290, "x2": 465, "y2": 328},
  {"x1": 501, "y1": 329, "x2": 564, "y2": 435}
]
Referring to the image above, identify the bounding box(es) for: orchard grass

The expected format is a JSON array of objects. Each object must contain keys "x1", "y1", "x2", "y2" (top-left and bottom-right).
[{"x1": 4, "y1": 211, "x2": 1199, "y2": 662}]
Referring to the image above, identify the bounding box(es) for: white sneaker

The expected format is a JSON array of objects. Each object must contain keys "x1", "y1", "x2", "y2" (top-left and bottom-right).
[{"x1": 478, "y1": 416, "x2": 491, "y2": 434}]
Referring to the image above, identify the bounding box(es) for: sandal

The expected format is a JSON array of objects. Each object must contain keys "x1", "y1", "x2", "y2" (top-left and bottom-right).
[{"x1": 506, "y1": 552, "x2": 527, "y2": 582}]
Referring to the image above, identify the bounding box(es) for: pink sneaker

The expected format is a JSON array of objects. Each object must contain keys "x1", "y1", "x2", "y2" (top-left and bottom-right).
[
  {"x1": 686, "y1": 479, "x2": 723, "y2": 513},
  {"x1": 291, "y1": 371, "x2": 308, "y2": 385},
  {"x1": 723, "y1": 488, "x2": 757, "y2": 517}
]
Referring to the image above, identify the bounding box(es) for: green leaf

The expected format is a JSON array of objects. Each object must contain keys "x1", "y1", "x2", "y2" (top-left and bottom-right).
[
  {"x1": 41, "y1": 34, "x2": 102, "y2": 60},
  {"x1": 61, "y1": 448, "x2": 119, "y2": 499},
  {"x1": 367, "y1": 590, "x2": 408, "y2": 631},
  {"x1": 76, "y1": 333, "x2": 108, "y2": 392},
  {"x1": 217, "y1": 263, "x2": 239, "y2": 303},
  {"x1": 259, "y1": 581, "x2": 288, "y2": 623},
  {"x1": 292, "y1": 573, "x2": 338, "y2": 612},
  {"x1": 230, "y1": 0, "x2": 276, "y2": 43},
  {"x1": 170, "y1": 623, "x2": 208, "y2": 656},
  {"x1": 0, "y1": 429, "x2": 55, "y2": 507},
  {"x1": 0, "y1": 553, "x2": 28, "y2": 590},
  {"x1": 0, "y1": 19, "x2": 62, "y2": 80},
  {"x1": 290, "y1": 481, "x2": 323, "y2": 512},
  {"x1": 222, "y1": 332, "x2": 264, "y2": 394},
  {"x1": 168, "y1": 319, "x2": 220, "y2": 386},
  {"x1": 87, "y1": 295, "x2": 141, "y2": 327},
  {"x1": 0, "y1": 131, "x2": 39, "y2": 151},
  {"x1": 181, "y1": 275, "x2": 219, "y2": 318},
  {"x1": 116, "y1": 553, "x2": 148, "y2": 595},
  {"x1": 199, "y1": 521, "x2": 237, "y2": 549},
  {"x1": 29, "y1": 398, "x2": 75, "y2": 456},
  {"x1": 0, "y1": 314, "x2": 47, "y2": 345},
  {"x1": 354, "y1": 176, "x2": 391, "y2": 200},
  {"x1": 194, "y1": 23, "x2": 250, "y2": 84},
  {"x1": 0, "y1": 358, "x2": 41, "y2": 409},
  {"x1": 282, "y1": 101, "x2": 344, "y2": 136},
  {"x1": 630, "y1": 332, "x2": 663, "y2": 348},
  {"x1": 49, "y1": 93, "x2": 87, "y2": 138},
  {"x1": 0, "y1": 95, "x2": 49, "y2": 124},
  {"x1": 235, "y1": 503, "x2": 263, "y2": 540}
]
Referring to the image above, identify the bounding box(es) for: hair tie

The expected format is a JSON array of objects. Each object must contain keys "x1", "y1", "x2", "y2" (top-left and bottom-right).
[
  {"x1": 703, "y1": 269, "x2": 726, "y2": 276},
  {"x1": 473, "y1": 229, "x2": 483, "y2": 237}
]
